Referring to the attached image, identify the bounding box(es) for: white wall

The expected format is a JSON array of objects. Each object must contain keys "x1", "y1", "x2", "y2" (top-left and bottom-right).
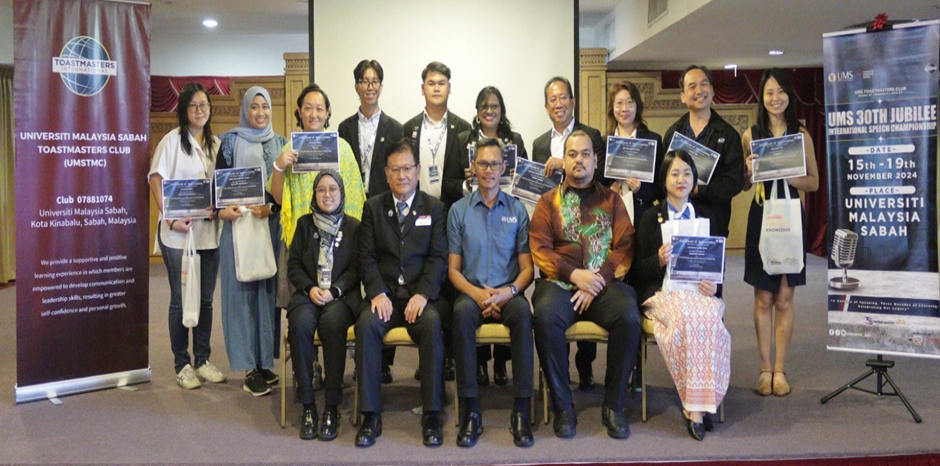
[
  {"x1": 313, "y1": 0, "x2": 576, "y2": 150},
  {"x1": 1, "y1": 4, "x2": 13, "y2": 65},
  {"x1": 150, "y1": 32, "x2": 307, "y2": 76},
  {"x1": 610, "y1": 0, "x2": 713, "y2": 61}
]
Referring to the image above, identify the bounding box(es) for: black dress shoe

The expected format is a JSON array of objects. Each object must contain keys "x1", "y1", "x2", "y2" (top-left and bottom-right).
[
  {"x1": 493, "y1": 361, "x2": 508, "y2": 386},
  {"x1": 683, "y1": 412, "x2": 705, "y2": 441},
  {"x1": 601, "y1": 405, "x2": 631, "y2": 439},
  {"x1": 421, "y1": 412, "x2": 444, "y2": 447},
  {"x1": 509, "y1": 411, "x2": 534, "y2": 447},
  {"x1": 578, "y1": 373, "x2": 595, "y2": 392},
  {"x1": 456, "y1": 411, "x2": 484, "y2": 447},
  {"x1": 299, "y1": 406, "x2": 318, "y2": 440},
  {"x1": 476, "y1": 364, "x2": 490, "y2": 387},
  {"x1": 355, "y1": 413, "x2": 382, "y2": 447},
  {"x1": 703, "y1": 412, "x2": 714, "y2": 432},
  {"x1": 445, "y1": 358, "x2": 456, "y2": 382},
  {"x1": 381, "y1": 365, "x2": 393, "y2": 385},
  {"x1": 552, "y1": 406, "x2": 577, "y2": 439},
  {"x1": 318, "y1": 407, "x2": 339, "y2": 441}
]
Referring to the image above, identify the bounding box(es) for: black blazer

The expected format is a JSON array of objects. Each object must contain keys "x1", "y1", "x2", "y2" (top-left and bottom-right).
[
  {"x1": 531, "y1": 121, "x2": 609, "y2": 185},
  {"x1": 358, "y1": 190, "x2": 448, "y2": 309},
  {"x1": 449, "y1": 130, "x2": 528, "y2": 197},
  {"x1": 337, "y1": 111, "x2": 404, "y2": 198},
  {"x1": 287, "y1": 214, "x2": 362, "y2": 312},
  {"x1": 402, "y1": 111, "x2": 472, "y2": 208},
  {"x1": 628, "y1": 200, "x2": 722, "y2": 304}
]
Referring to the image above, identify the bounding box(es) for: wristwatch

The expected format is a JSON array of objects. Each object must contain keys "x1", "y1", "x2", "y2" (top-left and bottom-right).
[{"x1": 509, "y1": 285, "x2": 518, "y2": 296}]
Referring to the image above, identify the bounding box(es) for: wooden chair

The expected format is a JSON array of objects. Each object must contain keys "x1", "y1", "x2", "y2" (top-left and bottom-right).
[
  {"x1": 640, "y1": 315, "x2": 724, "y2": 423},
  {"x1": 540, "y1": 321, "x2": 609, "y2": 424}
]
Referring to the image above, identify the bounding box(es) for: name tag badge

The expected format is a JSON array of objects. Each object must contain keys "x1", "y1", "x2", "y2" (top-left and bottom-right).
[
  {"x1": 318, "y1": 268, "x2": 332, "y2": 289},
  {"x1": 428, "y1": 165, "x2": 441, "y2": 183},
  {"x1": 416, "y1": 215, "x2": 432, "y2": 226}
]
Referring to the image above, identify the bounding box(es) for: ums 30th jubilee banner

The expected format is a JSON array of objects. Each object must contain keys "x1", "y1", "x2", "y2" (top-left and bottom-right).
[
  {"x1": 14, "y1": 0, "x2": 152, "y2": 402},
  {"x1": 824, "y1": 21, "x2": 940, "y2": 358}
]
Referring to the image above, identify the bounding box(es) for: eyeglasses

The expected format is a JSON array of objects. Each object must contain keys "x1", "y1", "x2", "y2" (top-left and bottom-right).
[
  {"x1": 388, "y1": 164, "x2": 416, "y2": 175},
  {"x1": 547, "y1": 94, "x2": 570, "y2": 106},
  {"x1": 316, "y1": 186, "x2": 341, "y2": 196},
  {"x1": 188, "y1": 102, "x2": 211, "y2": 113},
  {"x1": 613, "y1": 100, "x2": 635, "y2": 110},
  {"x1": 478, "y1": 104, "x2": 501, "y2": 113},
  {"x1": 357, "y1": 80, "x2": 381, "y2": 89},
  {"x1": 474, "y1": 161, "x2": 504, "y2": 172}
]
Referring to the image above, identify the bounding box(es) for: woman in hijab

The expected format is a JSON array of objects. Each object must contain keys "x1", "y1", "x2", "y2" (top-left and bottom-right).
[
  {"x1": 217, "y1": 87, "x2": 288, "y2": 396},
  {"x1": 287, "y1": 170, "x2": 361, "y2": 441}
]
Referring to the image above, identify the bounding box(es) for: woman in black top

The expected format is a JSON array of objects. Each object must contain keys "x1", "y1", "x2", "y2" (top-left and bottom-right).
[
  {"x1": 287, "y1": 170, "x2": 361, "y2": 440},
  {"x1": 741, "y1": 68, "x2": 818, "y2": 398}
]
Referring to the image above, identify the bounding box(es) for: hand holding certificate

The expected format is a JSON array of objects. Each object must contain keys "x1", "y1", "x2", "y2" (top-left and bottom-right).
[
  {"x1": 511, "y1": 158, "x2": 563, "y2": 204},
  {"x1": 750, "y1": 133, "x2": 806, "y2": 183},
  {"x1": 605, "y1": 136, "x2": 657, "y2": 182},
  {"x1": 163, "y1": 178, "x2": 212, "y2": 219},
  {"x1": 668, "y1": 235, "x2": 726, "y2": 284},
  {"x1": 291, "y1": 132, "x2": 340, "y2": 173},
  {"x1": 215, "y1": 167, "x2": 266, "y2": 207},
  {"x1": 668, "y1": 132, "x2": 720, "y2": 185}
]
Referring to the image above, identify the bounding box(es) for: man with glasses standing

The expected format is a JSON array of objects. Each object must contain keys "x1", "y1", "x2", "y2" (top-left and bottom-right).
[
  {"x1": 447, "y1": 138, "x2": 535, "y2": 448},
  {"x1": 531, "y1": 76, "x2": 606, "y2": 391},
  {"x1": 354, "y1": 138, "x2": 448, "y2": 448}
]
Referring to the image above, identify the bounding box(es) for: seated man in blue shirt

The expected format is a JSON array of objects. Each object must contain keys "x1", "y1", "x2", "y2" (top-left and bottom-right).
[{"x1": 447, "y1": 137, "x2": 535, "y2": 448}]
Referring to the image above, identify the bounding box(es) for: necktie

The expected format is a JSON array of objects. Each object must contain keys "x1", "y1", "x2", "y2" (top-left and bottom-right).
[{"x1": 397, "y1": 201, "x2": 408, "y2": 228}]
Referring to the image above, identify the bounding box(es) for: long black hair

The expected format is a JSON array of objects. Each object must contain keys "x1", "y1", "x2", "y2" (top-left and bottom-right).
[
  {"x1": 756, "y1": 68, "x2": 801, "y2": 133},
  {"x1": 470, "y1": 86, "x2": 513, "y2": 140},
  {"x1": 176, "y1": 82, "x2": 215, "y2": 159}
]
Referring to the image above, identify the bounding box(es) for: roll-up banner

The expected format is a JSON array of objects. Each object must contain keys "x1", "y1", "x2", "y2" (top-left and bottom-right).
[
  {"x1": 824, "y1": 21, "x2": 940, "y2": 358},
  {"x1": 14, "y1": 0, "x2": 152, "y2": 402}
]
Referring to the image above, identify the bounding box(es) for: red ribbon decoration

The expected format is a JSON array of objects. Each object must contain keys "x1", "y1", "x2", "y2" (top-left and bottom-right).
[{"x1": 872, "y1": 13, "x2": 888, "y2": 31}]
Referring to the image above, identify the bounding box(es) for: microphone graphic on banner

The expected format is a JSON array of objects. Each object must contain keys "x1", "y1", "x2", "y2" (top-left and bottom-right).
[{"x1": 829, "y1": 229, "x2": 860, "y2": 290}]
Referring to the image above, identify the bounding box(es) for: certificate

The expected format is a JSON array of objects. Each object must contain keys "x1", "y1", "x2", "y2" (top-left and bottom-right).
[
  {"x1": 511, "y1": 158, "x2": 563, "y2": 204},
  {"x1": 667, "y1": 132, "x2": 721, "y2": 185},
  {"x1": 162, "y1": 178, "x2": 212, "y2": 220},
  {"x1": 668, "y1": 235, "x2": 726, "y2": 284},
  {"x1": 214, "y1": 166, "x2": 266, "y2": 207},
  {"x1": 468, "y1": 143, "x2": 520, "y2": 189},
  {"x1": 605, "y1": 136, "x2": 657, "y2": 182},
  {"x1": 292, "y1": 132, "x2": 340, "y2": 173},
  {"x1": 750, "y1": 133, "x2": 806, "y2": 183}
]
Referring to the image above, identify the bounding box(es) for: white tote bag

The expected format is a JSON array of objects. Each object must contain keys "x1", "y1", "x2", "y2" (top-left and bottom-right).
[
  {"x1": 232, "y1": 206, "x2": 277, "y2": 282},
  {"x1": 181, "y1": 228, "x2": 201, "y2": 328},
  {"x1": 759, "y1": 180, "x2": 804, "y2": 275}
]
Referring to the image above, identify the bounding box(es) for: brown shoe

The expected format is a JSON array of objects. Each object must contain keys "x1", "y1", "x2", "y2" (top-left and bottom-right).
[
  {"x1": 772, "y1": 371, "x2": 791, "y2": 396},
  {"x1": 756, "y1": 371, "x2": 772, "y2": 396}
]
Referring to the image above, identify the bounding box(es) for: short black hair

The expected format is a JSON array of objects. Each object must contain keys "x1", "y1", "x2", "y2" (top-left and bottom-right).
[
  {"x1": 386, "y1": 137, "x2": 419, "y2": 166},
  {"x1": 354, "y1": 59, "x2": 384, "y2": 83},
  {"x1": 658, "y1": 150, "x2": 699, "y2": 188},
  {"x1": 294, "y1": 83, "x2": 331, "y2": 129},
  {"x1": 475, "y1": 137, "x2": 505, "y2": 157},
  {"x1": 679, "y1": 65, "x2": 712, "y2": 90},
  {"x1": 421, "y1": 61, "x2": 451, "y2": 81},
  {"x1": 544, "y1": 76, "x2": 573, "y2": 105},
  {"x1": 562, "y1": 129, "x2": 593, "y2": 154}
]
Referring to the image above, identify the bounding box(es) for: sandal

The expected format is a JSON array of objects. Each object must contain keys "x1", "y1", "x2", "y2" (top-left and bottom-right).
[
  {"x1": 772, "y1": 371, "x2": 791, "y2": 397},
  {"x1": 756, "y1": 371, "x2": 772, "y2": 396}
]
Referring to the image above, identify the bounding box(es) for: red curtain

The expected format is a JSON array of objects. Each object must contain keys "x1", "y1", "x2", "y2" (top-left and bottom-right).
[
  {"x1": 150, "y1": 76, "x2": 232, "y2": 113},
  {"x1": 661, "y1": 68, "x2": 827, "y2": 256}
]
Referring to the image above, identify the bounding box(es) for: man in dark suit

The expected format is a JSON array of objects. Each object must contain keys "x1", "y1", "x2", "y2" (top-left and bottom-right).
[
  {"x1": 338, "y1": 59, "x2": 404, "y2": 198},
  {"x1": 530, "y1": 76, "x2": 605, "y2": 390},
  {"x1": 354, "y1": 137, "x2": 448, "y2": 448}
]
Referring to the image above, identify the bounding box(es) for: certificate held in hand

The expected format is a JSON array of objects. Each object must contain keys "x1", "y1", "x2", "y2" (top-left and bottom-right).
[
  {"x1": 668, "y1": 132, "x2": 721, "y2": 185},
  {"x1": 511, "y1": 158, "x2": 563, "y2": 204},
  {"x1": 605, "y1": 136, "x2": 657, "y2": 182},
  {"x1": 163, "y1": 178, "x2": 212, "y2": 219},
  {"x1": 750, "y1": 133, "x2": 806, "y2": 183},
  {"x1": 215, "y1": 166, "x2": 266, "y2": 207},
  {"x1": 292, "y1": 132, "x2": 340, "y2": 173},
  {"x1": 668, "y1": 235, "x2": 726, "y2": 284}
]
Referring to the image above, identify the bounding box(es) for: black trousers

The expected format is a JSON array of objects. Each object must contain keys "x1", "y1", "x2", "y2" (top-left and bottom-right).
[
  {"x1": 452, "y1": 293, "x2": 533, "y2": 400},
  {"x1": 355, "y1": 298, "x2": 444, "y2": 413},
  {"x1": 381, "y1": 292, "x2": 453, "y2": 366},
  {"x1": 533, "y1": 280, "x2": 640, "y2": 412},
  {"x1": 287, "y1": 298, "x2": 355, "y2": 406},
  {"x1": 477, "y1": 344, "x2": 511, "y2": 365}
]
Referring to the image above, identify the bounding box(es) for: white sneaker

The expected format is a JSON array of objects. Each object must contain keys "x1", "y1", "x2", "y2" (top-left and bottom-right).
[
  {"x1": 194, "y1": 361, "x2": 227, "y2": 383},
  {"x1": 176, "y1": 364, "x2": 202, "y2": 390}
]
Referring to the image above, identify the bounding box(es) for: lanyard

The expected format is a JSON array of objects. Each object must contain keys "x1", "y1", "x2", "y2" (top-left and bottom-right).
[
  {"x1": 423, "y1": 119, "x2": 446, "y2": 164},
  {"x1": 359, "y1": 119, "x2": 377, "y2": 168}
]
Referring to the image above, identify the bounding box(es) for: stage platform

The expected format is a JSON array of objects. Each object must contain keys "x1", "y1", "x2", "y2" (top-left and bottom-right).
[{"x1": 1, "y1": 255, "x2": 938, "y2": 465}]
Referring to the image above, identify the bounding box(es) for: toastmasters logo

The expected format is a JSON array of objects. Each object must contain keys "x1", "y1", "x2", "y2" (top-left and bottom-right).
[{"x1": 51, "y1": 36, "x2": 117, "y2": 97}]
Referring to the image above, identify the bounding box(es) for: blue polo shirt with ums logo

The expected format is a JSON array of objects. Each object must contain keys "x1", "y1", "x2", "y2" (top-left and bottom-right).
[{"x1": 447, "y1": 189, "x2": 530, "y2": 288}]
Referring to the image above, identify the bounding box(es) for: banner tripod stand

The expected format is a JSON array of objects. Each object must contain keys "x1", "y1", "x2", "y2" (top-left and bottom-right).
[{"x1": 820, "y1": 354, "x2": 921, "y2": 423}]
